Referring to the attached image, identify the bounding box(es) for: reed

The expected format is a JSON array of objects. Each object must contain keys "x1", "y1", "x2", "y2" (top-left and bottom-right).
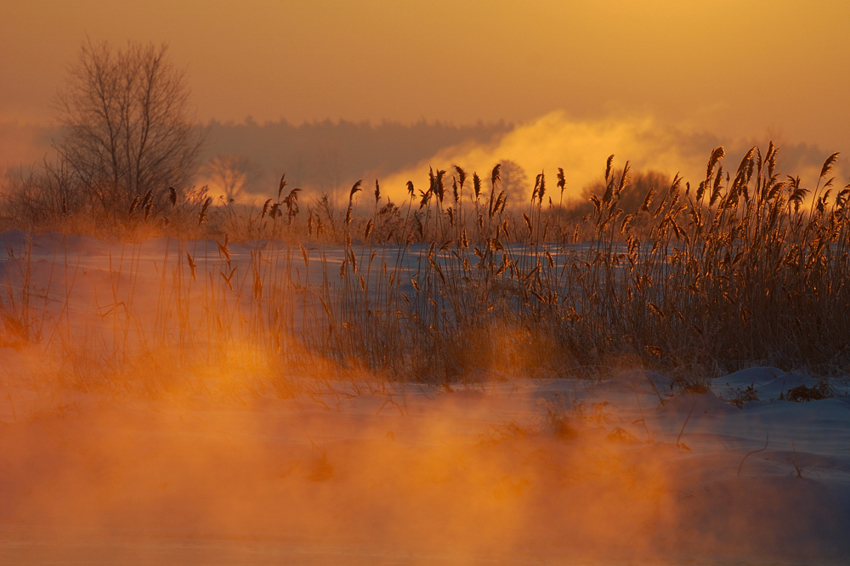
[{"x1": 1, "y1": 143, "x2": 848, "y2": 394}]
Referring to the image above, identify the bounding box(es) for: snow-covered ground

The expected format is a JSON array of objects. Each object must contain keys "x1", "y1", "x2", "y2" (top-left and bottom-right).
[{"x1": 1, "y1": 232, "x2": 848, "y2": 564}]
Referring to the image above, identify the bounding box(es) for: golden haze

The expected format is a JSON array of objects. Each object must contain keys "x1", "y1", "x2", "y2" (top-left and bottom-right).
[{"x1": 1, "y1": 0, "x2": 849, "y2": 151}]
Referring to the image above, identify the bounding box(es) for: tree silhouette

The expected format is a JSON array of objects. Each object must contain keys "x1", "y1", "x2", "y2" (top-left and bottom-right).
[
  {"x1": 497, "y1": 159, "x2": 529, "y2": 209},
  {"x1": 580, "y1": 169, "x2": 671, "y2": 215},
  {"x1": 54, "y1": 39, "x2": 203, "y2": 216},
  {"x1": 203, "y1": 154, "x2": 262, "y2": 204}
]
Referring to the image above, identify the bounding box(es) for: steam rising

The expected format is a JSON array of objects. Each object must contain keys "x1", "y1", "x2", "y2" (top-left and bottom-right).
[
  {"x1": 379, "y1": 111, "x2": 845, "y2": 204},
  {"x1": 2, "y1": 363, "x2": 848, "y2": 562},
  {"x1": 2, "y1": 114, "x2": 842, "y2": 206},
  {"x1": 2, "y1": 120, "x2": 850, "y2": 563},
  {"x1": 380, "y1": 112, "x2": 707, "y2": 202}
]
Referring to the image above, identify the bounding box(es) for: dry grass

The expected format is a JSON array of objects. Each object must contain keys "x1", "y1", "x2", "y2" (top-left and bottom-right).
[{"x1": 1, "y1": 143, "x2": 848, "y2": 392}]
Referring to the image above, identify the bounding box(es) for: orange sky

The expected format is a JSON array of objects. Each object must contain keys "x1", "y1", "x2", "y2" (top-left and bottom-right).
[{"x1": 2, "y1": 1, "x2": 849, "y2": 154}]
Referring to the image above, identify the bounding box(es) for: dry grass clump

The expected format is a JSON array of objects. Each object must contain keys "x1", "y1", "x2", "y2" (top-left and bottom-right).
[{"x1": 1, "y1": 143, "x2": 849, "y2": 390}]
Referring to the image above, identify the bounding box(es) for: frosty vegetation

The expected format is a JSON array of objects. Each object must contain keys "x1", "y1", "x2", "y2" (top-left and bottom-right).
[
  {"x1": 0, "y1": 40, "x2": 846, "y2": 398},
  {"x1": 2, "y1": 38, "x2": 850, "y2": 566},
  {"x1": 2, "y1": 146, "x2": 849, "y2": 391}
]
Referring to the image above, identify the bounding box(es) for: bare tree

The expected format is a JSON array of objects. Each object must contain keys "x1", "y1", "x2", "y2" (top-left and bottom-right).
[
  {"x1": 580, "y1": 169, "x2": 671, "y2": 214},
  {"x1": 498, "y1": 159, "x2": 529, "y2": 209},
  {"x1": 55, "y1": 39, "x2": 203, "y2": 216},
  {"x1": 203, "y1": 154, "x2": 262, "y2": 204}
]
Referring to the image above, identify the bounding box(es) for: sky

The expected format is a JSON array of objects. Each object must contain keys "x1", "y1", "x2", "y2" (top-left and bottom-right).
[{"x1": 2, "y1": 0, "x2": 849, "y2": 196}]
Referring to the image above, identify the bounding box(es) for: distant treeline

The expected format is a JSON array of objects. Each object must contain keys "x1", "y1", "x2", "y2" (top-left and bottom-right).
[{"x1": 200, "y1": 118, "x2": 512, "y2": 198}]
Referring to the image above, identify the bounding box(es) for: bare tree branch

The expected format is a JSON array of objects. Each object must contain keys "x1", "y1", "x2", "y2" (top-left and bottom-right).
[{"x1": 54, "y1": 39, "x2": 204, "y2": 218}]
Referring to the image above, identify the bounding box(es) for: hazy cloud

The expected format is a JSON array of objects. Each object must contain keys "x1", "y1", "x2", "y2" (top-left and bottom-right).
[{"x1": 379, "y1": 112, "x2": 847, "y2": 204}]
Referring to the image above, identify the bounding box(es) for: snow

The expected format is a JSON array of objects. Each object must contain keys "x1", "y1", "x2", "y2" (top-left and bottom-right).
[{"x1": 1, "y1": 232, "x2": 849, "y2": 564}]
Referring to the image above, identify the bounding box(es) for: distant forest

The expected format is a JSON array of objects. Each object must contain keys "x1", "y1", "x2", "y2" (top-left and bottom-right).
[{"x1": 200, "y1": 119, "x2": 513, "y2": 200}]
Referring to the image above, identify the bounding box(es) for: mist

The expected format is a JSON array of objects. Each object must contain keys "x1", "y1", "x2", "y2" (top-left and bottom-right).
[
  {"x1": 3, "y1": 2, "x2": 850, "y2": 562},
  {"x1": 379, "y1": 111, "x2": 848, "y2": 205},
  {"x1": 196, "y1": 118, "x2": 511, "y2": 202},
  {"x1": 4, "y1": 113, "x2": 843, "y2": 210}
]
